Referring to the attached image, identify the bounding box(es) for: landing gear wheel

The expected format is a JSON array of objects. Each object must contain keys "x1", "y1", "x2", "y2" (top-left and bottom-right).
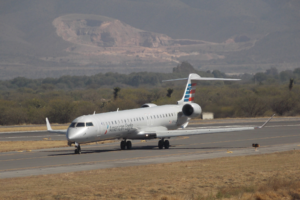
[
  {"x1": 126, "y1": 141, "x2": 132, "y2": 150},
  {"x1": 164, "y1": 140, "x2": 170, "y2": 149},
  {"x1": 75, "y1": 145, "x2": 81, "y2": 154},
  {"x1": 120, "y1": 141, "x2": 126, "y2": 150},
  {"x1": 158, "y1": 140, "x2": 164, "y2": 149}
]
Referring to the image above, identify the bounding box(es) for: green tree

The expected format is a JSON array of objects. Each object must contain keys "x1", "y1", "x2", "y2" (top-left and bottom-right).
[
  {"x1": 166, "y1": 88, "x2": 173, "y2": 98},
  {"x1": 47, "y1": 99, "x2": 77, "y2": 123},
  {"x1": 113, "y1": 87, "x2": 121, "y2": 100}
]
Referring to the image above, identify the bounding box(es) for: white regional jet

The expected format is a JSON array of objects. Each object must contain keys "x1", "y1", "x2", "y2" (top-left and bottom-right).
[{"x1": 46, "y1": 73, "x2": 274, "y2": 154}]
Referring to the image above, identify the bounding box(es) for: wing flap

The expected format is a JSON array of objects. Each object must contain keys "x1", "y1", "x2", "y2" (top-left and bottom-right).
[{"x1": 156, "y1": 127, "x2": 254, "y2": 138}]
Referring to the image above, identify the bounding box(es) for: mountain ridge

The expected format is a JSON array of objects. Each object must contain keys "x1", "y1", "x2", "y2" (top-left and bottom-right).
[{"x1": 1, "y1": 0, "x2": 300, "y2": 79}]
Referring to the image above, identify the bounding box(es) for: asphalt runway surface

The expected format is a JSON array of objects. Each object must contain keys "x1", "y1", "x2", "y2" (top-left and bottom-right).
[{"x1": 0, "y1": 118, "x2": 300, "y2": 179}]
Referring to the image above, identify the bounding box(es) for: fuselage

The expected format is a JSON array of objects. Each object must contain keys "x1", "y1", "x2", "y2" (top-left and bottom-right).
[{"x1": 66, "y1": 104, "x2": 186, "y2": 144}]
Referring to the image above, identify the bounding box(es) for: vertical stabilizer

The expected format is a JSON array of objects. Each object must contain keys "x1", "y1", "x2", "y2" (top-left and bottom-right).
[{"x1": 177, "y1": 74, "x2": 200, "y2": 105}]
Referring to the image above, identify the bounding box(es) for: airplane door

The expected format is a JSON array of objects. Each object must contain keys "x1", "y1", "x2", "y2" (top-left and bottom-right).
[
  {"x1": 86, "y1": 122, "x2": 97, "y2": 139},
  {"x1": 147, "y1": 115, "x2": 153, "y2": 126},
  {"x1": 147, "y1": 115, "x2": 150, "y2": 126}
]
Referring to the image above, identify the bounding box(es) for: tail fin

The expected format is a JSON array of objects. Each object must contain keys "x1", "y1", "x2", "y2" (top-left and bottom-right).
[{"x1": 162, "y1": 73, "x2": 240, "y2": 105}]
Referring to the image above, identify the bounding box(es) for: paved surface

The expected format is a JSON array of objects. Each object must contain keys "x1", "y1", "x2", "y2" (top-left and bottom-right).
[{"x1": 0, "y1": 118, "x2": 299, "y2": 179}]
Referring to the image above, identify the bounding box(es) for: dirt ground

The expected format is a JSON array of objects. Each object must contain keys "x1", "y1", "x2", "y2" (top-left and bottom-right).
[{"x1": 1, "y1": 150, "x2": 299, "y2": 200}]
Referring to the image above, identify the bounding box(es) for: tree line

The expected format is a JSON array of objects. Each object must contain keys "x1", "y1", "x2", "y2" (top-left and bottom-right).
[
  {"x1": 0, "y1": 62, "x2": 300, "y2": 125},
  {"x1": 0, "y1": 83, "x2": 299, "y2": 125}
]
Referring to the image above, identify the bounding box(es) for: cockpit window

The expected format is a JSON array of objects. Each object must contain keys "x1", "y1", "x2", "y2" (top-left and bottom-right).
[
  {"x1": 86, "y1": 122, "x2": 93, "y2": 127},
  {"x1": 69, "y1": 123, "x2": 76, "y2": 128},
  {"x1": 76, "y1": 122, "x2": 85, "y2": 127}
]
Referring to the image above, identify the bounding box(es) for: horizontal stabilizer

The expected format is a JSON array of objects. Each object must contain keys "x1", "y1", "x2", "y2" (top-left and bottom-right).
[
  {"x1": 162, "y1": 73, "x2": 240, "y2": 104},
  {"x1": 162, "y1": 74, "x2": 240, "y2": 82}
]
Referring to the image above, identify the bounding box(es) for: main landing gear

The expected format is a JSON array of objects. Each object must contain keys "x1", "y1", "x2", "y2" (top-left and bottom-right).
[
  {"x1": 75, "y1": 143, "x2": 81, "y2": 154},
  {"x1": 158, "y1": 139, "x2": 169, "y2": 149},
  {"x1": 120, "y1": 140, "x2": 132, "y2": 150}
]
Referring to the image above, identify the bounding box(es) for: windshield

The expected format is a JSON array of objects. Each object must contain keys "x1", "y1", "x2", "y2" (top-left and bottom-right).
[
  {"x1": 76, "y1": 122, "x2": 85, "y2": 127},
  {"x1": 69, "y1": 123, "x2": 76, "y2": 128}
]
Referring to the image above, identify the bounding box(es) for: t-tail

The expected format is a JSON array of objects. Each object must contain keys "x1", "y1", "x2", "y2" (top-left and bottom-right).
[{"x1": 163, "y1": 73, "x2": 241, "y2": 105}]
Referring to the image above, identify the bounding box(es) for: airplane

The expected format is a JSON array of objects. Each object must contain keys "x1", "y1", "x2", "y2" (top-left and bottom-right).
[{"x1": 46, "y1": 73, "x2": 274, "y2": 154}]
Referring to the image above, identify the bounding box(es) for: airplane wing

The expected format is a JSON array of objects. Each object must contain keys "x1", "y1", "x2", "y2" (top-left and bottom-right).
[
  {"x1": 155, "y1": 114, "x2": 275, "y2": 138},
  {"x1": 46, "y1": 118, "x2": 67, "y2": 134}
]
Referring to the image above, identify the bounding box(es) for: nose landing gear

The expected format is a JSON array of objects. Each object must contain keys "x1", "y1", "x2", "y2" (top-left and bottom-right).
[
  {"x1": 74, "y1": 143, "x2": 81, "y2": 154},
  {"x1": 158, "y1": 139, "x2": 169, "y2": 149},
  {"x1": 120, "y1": 140, "x2": 132, "y2": 150}
]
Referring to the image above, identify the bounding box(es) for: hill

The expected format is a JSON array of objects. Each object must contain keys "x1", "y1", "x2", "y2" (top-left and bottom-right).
[{"x1": 0, "y1": 0, "x2": 300, "y2": 79}]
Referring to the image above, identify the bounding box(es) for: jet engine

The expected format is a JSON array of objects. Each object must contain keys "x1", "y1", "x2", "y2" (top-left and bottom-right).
[{"x1": 182, "y1": 103, "x2": 202, "y2": 118}]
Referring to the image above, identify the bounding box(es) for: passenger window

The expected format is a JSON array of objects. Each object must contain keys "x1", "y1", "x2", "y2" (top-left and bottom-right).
[
  {"x1": 115, "y1": 121, "x2": 117, "y2": 124},
  {"x1": 139, "y1": 117, "x2": 141, "y2": 120},
  {"x1": 86, "y1": 122, "x2": 94, "y2": 127},
  {"x1": 154, "y1": 116, "x2": 156, "y2": 119},
  {"x1": 124, "y1": 120, "x2": 126, "y2": 123},
  {"x1": 76, "y1": 122, "x2": 85, "y2": 127}
]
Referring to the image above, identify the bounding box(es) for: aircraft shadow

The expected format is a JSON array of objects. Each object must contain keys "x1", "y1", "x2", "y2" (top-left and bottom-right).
[{"x1": 46, "y1": 145, "x2": 246, "y2": 156}]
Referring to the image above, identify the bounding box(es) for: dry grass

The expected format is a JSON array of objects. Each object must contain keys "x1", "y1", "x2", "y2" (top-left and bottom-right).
[
  {"x1": 0, "y1": 125, "x2": 68, "y2": 132},
  {"x1": 0, "y1": 140, "x2": 115, "y2": 152},
  {"x1": 1, "y1": 150, "x2": 300, "y2": 200}
]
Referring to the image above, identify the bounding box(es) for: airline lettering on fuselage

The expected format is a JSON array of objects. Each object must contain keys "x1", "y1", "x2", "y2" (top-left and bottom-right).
[{"x1": 109, "y1": 123, "x2": 134, "y2": 132}]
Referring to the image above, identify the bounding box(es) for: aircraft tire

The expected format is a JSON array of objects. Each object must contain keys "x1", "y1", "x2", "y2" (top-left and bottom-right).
[
  {"x1": 75, "y1": 149, "x2": 78, "y2": 154},
  {"x1": 164, "y1": 140, "x2": 170, "y2": 149},
  {"x1": 126, "y1": 141, "x2": 132, "y2": 150},
  {"x1": 158, "y1": 140, "x2": 164, "y2": 149},
  {"x1": 120, "y1": 141, "x2": 126, "y2": 150}
]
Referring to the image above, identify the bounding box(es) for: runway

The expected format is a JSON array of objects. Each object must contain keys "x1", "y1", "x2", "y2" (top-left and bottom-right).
[{"x1": 0, "y1": 118, "x2": 300, "y2": 179}]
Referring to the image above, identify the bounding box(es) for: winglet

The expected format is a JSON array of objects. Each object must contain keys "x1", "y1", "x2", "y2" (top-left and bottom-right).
[
  {"x1": 255, "y1": 114, "x2": 275, "y2": 129},
  {"x1": 46, "y1": 118, "x2": 52, "y2": 131}
]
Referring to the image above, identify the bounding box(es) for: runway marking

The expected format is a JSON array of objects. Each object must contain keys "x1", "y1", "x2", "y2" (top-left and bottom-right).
[
  {"x1": 1, "y1": 133, "x2": 300, "y2": 164},
  {"x1": 187, "y1": 134, "x2": 300, "y2": 147},
  {"x1": 187, "y1": 124, "x2": 300, "y2": 129}
]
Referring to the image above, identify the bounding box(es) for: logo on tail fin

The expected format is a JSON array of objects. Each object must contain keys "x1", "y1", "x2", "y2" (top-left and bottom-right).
[{"x1": 184, "y1": 83, "x2": 197, "y2": 102}]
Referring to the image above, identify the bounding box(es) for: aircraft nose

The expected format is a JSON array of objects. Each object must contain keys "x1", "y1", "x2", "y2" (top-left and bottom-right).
[{"x1": 67, "y1": 128, "x2": 79, "y2": 141}]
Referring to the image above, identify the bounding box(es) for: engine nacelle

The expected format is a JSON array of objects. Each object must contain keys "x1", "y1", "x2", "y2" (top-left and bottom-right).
[
  {"x1": 182, "y1": 103, "x2": 202, "y2": 118},
  {"x1": 141, "y1": 103, "x2": 157, "y2": 108}
]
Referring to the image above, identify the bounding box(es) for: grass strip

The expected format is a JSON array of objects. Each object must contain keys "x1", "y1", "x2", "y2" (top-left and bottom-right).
[{"x1": 0, "y1": 125, "x2": 69, "y2": 133}]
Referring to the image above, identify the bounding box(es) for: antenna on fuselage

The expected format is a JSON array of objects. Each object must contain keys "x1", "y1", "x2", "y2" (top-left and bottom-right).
[
  {"x1": 93, "y1": 111, "x2": 96, "y2": 115},
  {"x1": 117, "y1": 108, "x2": 119, "y2": 112}
]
